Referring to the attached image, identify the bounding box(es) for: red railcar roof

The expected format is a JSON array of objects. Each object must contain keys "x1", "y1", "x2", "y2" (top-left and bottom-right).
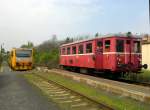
[{"x1": 60, "y1": 34, "x2": 142, "y2": 47}]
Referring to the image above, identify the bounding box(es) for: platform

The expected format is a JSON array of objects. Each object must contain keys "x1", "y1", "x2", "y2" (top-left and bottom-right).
[{"x1": 37, "y1": 67, "x2": 150, "y2": 103}]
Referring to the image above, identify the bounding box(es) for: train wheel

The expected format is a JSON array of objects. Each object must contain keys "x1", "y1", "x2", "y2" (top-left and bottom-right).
[
  {"x1": 110, "y1": 72, "x2": 121, "y2": 79},
  {"x1": 80, "y1": 68, "x2": 88, "y2": 74},
  {"x1": 59, "y1": 65, "x2": 64, "y2": 70},
  {"x1": 129, "y1": 72, "x2": 137, "y2": 81},
  {"x1": 74, "y1": 67, "x2": 80, "y2": 73},
  {"x1": 70, "y1": 67, "x2": 77, "y2": 72},
  {"x1": 120, "y1": 72, "x2": 126, "y2": 78},
  {"x1": 87, "y1": 69, "x2": 94, "y2": 74}
]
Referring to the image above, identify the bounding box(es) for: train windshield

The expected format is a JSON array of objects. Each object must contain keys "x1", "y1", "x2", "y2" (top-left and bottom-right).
[
  {"x1": 134, "y1": 41, "x2": 141, "y2": 53},
  {"x1": 116, "y1": 40, "x2": 124, "y2": 52},
  {"x1": 16, "y1": 50, "x2": 32, "y2": 57}
]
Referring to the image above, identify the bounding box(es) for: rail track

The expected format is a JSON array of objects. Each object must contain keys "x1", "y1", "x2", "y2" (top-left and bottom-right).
[
  {"x1": 32, "y1": 73, "x2": 114, "y2": 110},
  {"x1": 52, "y1": 68, "x2": 150, "y2": 88},
  {"x1": 116, "y1": 78, "x2": 150, "y2": 87}
]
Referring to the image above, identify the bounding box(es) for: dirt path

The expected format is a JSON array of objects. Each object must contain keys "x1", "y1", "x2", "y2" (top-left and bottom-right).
[{"x1": 0, "y1": 66, "x2": 60, "y2": 110}]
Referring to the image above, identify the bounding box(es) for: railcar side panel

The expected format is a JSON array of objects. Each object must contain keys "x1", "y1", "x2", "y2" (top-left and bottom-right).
[
  {"x1": 60, "y1": 40, "x2": 96, "y2": 68},
  {"x1": 59, "y1": 35, "x2": 144, "y2": 74},
  {"x1": 60, "y1": 54, "x2": 95, "y2": 68}
]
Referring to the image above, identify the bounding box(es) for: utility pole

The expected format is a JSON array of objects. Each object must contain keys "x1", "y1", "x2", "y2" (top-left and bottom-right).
[
  {"x1": 0, "y1": 44, "x2": 2, "y2": 66},
  {"x1": 0, "y1": 43, "x2": 4, "y2": 64},
  {"x1": 0, "y1": 43, "x2": 4, "y2": 54},
  {"x1": 0, "y1": 45, "x2": 2, "y2": 54}
]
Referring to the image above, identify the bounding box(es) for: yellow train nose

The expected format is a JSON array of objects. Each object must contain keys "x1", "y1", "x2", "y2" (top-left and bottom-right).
[{"x1": 16, "y1": 62, "x2": 32, "y2": 66}]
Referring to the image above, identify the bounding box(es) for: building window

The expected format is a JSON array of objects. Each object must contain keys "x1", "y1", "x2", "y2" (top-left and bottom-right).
[
  {"x1": 67, "y1": 47, "x2": 70, "y2": 55},
  {"x1": 78, "y1": 45, "x2": 83, "y2": 54},
  {"x1": 134, "y1": 41, "x2": 141, "y2": 53},
  {"x1": 72, "y1": 46, "x2": 76, "y2": 54},
  {"x1": 105, "y1": 40, "x2": 111, "y2": 52},
  {"x1": 116, "y1": 40, "x2": 124, "y2": 52},
  {"x1": 86, "y1": 43, "x2": 92, "y2": 53},
  {"x1": 62, "y1": 48, "x2": 66, "y2": 55}
]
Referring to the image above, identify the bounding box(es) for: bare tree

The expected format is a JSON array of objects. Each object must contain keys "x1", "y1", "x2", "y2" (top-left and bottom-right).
[{"x1": 21, "y1": 41, "x2": 34, "y2": 48}]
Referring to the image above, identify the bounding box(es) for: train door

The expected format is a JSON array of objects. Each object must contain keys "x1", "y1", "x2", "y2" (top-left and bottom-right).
[
  {"x1": 125, "y1": 40, "x2": 131, "y2": 64},
  {"x1": 133, "y1": 40, "x2": 141, "y2": 68},
  {"x1": 95, "y1": 39, "x2": 103, "y2": 70}
]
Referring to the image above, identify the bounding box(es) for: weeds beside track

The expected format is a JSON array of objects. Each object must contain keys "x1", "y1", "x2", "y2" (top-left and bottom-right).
[{"x1": 30, "y1": 73, "x2": 114, "y2": 110}]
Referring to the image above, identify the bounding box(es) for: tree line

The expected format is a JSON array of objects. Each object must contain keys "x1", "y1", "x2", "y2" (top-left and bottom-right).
[
  {"x1": 19, "y1": 33, "x2": 109, "y2": 68},
  {"x1": 20, "y1": 35, "x2": 76, "y2": 68}
]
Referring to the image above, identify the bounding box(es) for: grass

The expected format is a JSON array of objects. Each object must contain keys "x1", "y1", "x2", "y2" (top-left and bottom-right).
[
  {"x1": 141, "y1": 70, "x2": 150, "y2": 78},
  {"x1": 136, "y1": 70, "x2": 150, "y2": 82},
  {"x1": 22, "y1": 73, "x2": 62, "y2": 109},
  {"x1": 24, "y1": 71, "x2": 150, "y2": 110}
]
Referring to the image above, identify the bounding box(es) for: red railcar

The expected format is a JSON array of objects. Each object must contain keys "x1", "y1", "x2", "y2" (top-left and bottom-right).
[{"x1": 59, "y1": 34, "x2": 147, "y2": 74}]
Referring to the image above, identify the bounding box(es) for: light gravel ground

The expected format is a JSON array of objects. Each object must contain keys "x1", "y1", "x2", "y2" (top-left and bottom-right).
[{"x1": 0, "y1": 66, "x2": 60, "y2": 110}]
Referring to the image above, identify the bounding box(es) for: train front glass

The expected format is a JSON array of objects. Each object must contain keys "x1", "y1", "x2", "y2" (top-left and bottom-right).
[{"x1": 15, "y1": 50, "x2": 32, "y2": 67}]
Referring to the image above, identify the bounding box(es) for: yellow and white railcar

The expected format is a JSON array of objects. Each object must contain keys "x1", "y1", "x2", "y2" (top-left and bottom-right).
[{"x1": 9, "y1": 48, "x2": 33, "y2": 70}]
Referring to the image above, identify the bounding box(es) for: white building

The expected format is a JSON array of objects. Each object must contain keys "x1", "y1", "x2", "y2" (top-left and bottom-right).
[{"x1": 142, "y1": 35, "x2": 150, "y2": 70}]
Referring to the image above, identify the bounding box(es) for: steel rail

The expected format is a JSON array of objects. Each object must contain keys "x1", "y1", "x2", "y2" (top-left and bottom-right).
[{"x1": 33, "y1": 72, "x2": 115, "y2": 110}]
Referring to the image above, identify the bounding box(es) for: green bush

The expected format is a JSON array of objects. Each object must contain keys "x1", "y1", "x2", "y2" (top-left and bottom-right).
[
  {"x1": 34, "y1": 48, "x2": 59, "y2": 68},
  {"x1": 22, "y1": 37, "x2": 73, "y2": 68},
  {"x1": 0, "y1": 54, "x2": 2, "y2": 67}
]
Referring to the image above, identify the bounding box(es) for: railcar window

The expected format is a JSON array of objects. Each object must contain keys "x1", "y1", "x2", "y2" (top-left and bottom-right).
[
  {"x1": 134, "y1": 41, "x2": 141, "y2": 53},
  {"x1": 67, "y1": 47, "x2": 71, "y2": 54},
  {"x1": 16, "y1": 50, "x2": 32, "y2": 57},
  {"x1": 97, "y1": 41, "x2": 103, "y2": 47},
  {"x1": 78, "y1": 45, "x2": 83, "y2": 54},
  {"x1": 72, "y1": 46, "x2": 76, "y2": 54},
  {"x1": 86, "y1": 43, "x2": 92, "y2": 53},
  {"x1": 126, "y1": 40, "x2": 131, "y2": 44},
  {"x1": 105, "y1": 40, "x2": 110, "y2": 52},
  {"x1": 62, "y1": 48, "x2": 66, "y2": 55},
  {"x1": 116, "y1": 40, "x2": 124, "y2": 52}
]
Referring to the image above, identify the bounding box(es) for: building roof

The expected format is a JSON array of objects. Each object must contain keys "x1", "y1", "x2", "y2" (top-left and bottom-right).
[{"x1": 142, "y1": 34, "x2": 150, "y2": 44}]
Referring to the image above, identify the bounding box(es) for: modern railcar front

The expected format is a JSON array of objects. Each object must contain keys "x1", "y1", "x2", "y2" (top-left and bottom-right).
[{"x1": 9, "y1": 48, "x2": 33, "y2": 71}]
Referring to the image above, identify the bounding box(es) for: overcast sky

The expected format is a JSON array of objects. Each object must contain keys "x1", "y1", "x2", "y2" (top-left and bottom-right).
[{"x1": 0, "y1": 0, "x2": 149, "y2": 50}]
